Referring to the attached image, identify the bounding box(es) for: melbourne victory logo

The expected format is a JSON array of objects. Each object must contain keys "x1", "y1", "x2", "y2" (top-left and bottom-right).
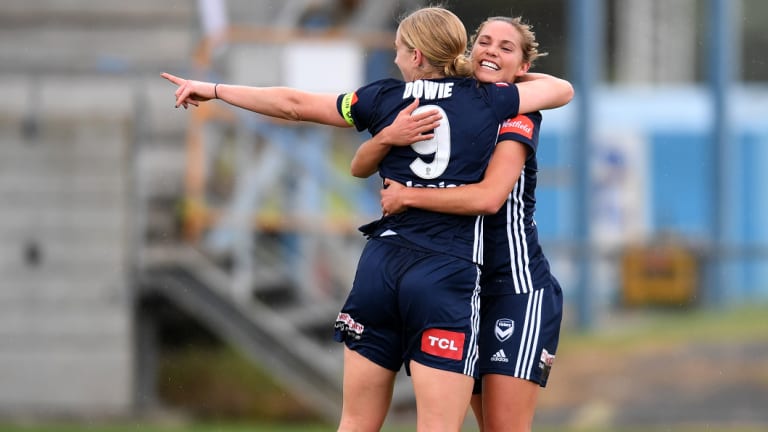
[{"x1": 494, "y1": 318, "x2": 514, "y2": 342}]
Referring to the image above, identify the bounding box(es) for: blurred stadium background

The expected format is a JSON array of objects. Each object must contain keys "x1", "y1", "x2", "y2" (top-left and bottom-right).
[{"x1": 0, "y1": 0, "x2": 766, "y2": 430}]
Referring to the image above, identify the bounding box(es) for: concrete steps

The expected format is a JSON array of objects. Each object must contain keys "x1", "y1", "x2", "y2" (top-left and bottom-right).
[
  {"x1": 0, "y1": 0, "x2": 197, "y2": 75},
  {"x1": 0, "y1": 113, "x2": 134, "y2": 415}
]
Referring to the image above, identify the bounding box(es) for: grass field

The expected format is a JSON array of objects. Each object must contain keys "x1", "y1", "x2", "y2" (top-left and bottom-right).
[
  {"x1": 2, "y1": 304, "x2": 766, "y2": 432},
  {"x1": 1, "y1": 423, "x2": 766, "y2": 432},
  {"x1": 534, "y1": 302, "x2": 768, "y2": 430}
]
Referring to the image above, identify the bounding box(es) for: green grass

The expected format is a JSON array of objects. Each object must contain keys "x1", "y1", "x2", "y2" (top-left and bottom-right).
[
  {"x1": 0, "y1": 424, "x2": 409, "y2": 432},
  {"x1": 560, "y1": 302, "x2": 768, "y2": 350},
  {"x1": 2, "y1": 303, "x2": 766, "y2": 432},
  {"x1": 156, "y1": 347, "x2": 318, "y2": 422},
  {"x1": 1, "y1": 423, "x2": 765, "y2": 432}
]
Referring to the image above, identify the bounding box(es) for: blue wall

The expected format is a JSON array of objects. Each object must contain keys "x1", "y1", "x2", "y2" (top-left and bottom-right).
[{"x1": 533, "y1": 86, "x2": 768, "y2": 301}]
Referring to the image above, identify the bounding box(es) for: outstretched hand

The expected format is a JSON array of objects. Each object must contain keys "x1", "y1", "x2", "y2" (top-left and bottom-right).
[
  {"x1": 381, "y1": 178, "x2": 408, "y2": 216},
  {"x1": 161, "y1": 72, "x2": 216, "y2": 109},
  {"x1": 379, "y1": 99, "x2": 442, "y2": 146}
]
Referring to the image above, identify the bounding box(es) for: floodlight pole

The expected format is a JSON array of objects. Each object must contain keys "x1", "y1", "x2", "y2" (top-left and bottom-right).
[
  {"x1": 568, "y1": 0, "x2": 604, "y2": 329},
  {"x1": 708, "y1": 0, "x2": 736, "y2": 305}
]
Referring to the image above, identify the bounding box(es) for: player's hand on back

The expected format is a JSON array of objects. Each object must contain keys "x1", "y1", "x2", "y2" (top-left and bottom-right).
[
  {"x1": 379, "y1": 98, "x2": 442, "y2": 146},
  {"x1": 381, "y1": 178, "x2": 408, "y2": 216}
]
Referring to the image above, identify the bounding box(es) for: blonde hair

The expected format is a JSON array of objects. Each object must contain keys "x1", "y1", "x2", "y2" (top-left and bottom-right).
[
  {"x1": 470, "y1": 16, "x2": 547, "y2": 66},
  {"x1": 398, "y1": 7, "x2": 473, "y2": 78}
]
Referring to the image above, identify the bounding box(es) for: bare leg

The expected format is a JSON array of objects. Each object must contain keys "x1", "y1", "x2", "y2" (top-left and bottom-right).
[
  {"x1": 337, "y1": 347, "x2": 397, "y2": 432},
  {"x1": 470, "y1": 393, "x2": 484, "y2": 431},
  {"x1": 410, "y1": 360, "x2": 474, "y2": 432},
  {"x1": 482, "y1": 374, "x2": 539, "y2": 432}
]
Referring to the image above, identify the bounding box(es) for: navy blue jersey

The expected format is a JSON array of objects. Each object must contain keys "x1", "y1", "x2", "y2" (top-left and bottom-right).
[
  {"x1": 481, "y1": 111, "x2": 558, "y2": 295},
  {"x1": 337, "y1": 77, "x2": 521, "y2": 263}
]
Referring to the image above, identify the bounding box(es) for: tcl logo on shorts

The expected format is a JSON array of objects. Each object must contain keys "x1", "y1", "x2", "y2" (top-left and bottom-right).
[{"x1": 421, "y1": 328, "x2": 465, "y2": 361}]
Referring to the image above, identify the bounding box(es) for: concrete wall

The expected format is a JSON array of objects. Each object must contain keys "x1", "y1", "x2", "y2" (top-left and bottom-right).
[{"x1": 0, "y1": 113, "x2": 134, "y2": 416}]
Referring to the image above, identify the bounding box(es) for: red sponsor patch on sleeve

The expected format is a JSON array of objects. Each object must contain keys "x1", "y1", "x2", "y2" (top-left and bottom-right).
[
  {"x1": 421, "y1": 328, "x2": 465, "y2": 361},
  {"x1": 499, "y1": 115, "x2": 535, "y2": 140}
]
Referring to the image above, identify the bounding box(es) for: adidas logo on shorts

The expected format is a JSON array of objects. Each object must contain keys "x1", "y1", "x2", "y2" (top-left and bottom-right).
[{"x1": 490, "y1": 349, "x2": 509, "y2": 363}]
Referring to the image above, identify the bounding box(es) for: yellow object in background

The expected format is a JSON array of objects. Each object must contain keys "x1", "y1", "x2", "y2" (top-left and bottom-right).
[{"x1": 622, "y1": 242, "x2": 698, "y2": 307}]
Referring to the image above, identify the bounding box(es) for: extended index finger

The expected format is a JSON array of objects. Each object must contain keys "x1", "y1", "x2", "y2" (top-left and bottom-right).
[{"x1": 161, "y1": 72, "x2": 184, "y2": 86}]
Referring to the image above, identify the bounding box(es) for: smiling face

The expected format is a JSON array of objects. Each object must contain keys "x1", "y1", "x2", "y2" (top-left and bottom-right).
[{"x1": 470, "y1": 19, "x2": 531, "y2": 84}]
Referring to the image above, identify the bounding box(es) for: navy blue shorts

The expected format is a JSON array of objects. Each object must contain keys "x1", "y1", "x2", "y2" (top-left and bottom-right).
[
  {"x1": 475, "y1": 278, "x2": 563, "y2": 388},
  {"x1": 334, "y1": 237, "x2": 481, "y2": 377}
]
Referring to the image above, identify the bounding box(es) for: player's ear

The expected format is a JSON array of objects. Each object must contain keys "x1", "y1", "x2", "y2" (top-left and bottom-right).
[
  {"x1": 515, "y1": 62, "x2": 532, "y2": 78},
  {"x1": 413, "y1": 48, "x2": 423, "y2": 66}
]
